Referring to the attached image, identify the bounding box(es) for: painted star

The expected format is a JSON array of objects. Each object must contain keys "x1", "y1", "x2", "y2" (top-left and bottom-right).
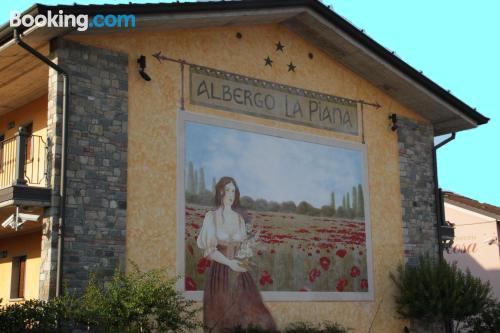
[
  {"x1": 288, "y1": 62, "x2": 296, "y2": 72},
  {"x1": 264, "y1": 56, "x2": 273, "y2": 67},
  {"x1": 275, "y1": 41, "x2": 285, "y2": 52}
]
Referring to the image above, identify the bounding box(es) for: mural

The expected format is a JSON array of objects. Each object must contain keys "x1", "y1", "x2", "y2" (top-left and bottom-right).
[{"x1": 181, "y1": 116, "x2": 371, "y2": 305}]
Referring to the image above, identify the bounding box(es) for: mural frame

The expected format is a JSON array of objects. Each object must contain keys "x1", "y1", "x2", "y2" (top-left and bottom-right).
[{"x1": 176, "y1": 110, "x2": 374, "y2": 301}]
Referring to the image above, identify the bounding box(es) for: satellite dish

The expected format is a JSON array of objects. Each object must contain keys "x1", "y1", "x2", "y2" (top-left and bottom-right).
[{"x1": 1, "y1": 206, "x2": 40, "y2": 231}]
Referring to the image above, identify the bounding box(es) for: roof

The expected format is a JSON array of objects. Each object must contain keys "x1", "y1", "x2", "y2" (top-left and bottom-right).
[
  {"x1": 0, "y1": 0, "x2": 489, "y2": 134},
  {"x1": 444, "y1": 191, "x2": 500, "y2": 221}
]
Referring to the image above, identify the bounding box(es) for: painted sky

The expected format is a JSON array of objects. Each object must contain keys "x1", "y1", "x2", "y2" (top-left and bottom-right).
[
  {"x1": 185, "y1": 121, "x2": 364, "y2": 208},
  {"x1": 1, "y1": 0, "x2": 498, "y2": 205}
]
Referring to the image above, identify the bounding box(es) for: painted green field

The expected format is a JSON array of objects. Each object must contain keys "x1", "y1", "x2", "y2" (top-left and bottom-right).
[{"x1": 184, "y1": 204, "x2": 368, "y2": 293}]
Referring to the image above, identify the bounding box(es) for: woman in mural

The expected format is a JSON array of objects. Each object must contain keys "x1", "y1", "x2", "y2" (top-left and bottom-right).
[{"x1": 197, "y1": 176, "x2": 276, "y2": 333}]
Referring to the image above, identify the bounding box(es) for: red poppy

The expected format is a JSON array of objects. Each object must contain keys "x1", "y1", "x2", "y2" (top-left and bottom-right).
[
  {"x1": 299, "y1": 287, "x2": 309, "y2": 292},
  {"x1": 187, "y1": 245, "x2": 194, "y2": 256},
  {"x1": 191, "y1": 223, "x2": 201, "y2": 229},
  {"x1": 336, "y1": 278, "x2": 348, "y2": 292},
  {"x1": 185, "y1": 277, "x2": 197, "y2": 291},
  {"x1": 360, "y1": 279, "x2": 368, "y2": 289},
  {"x1": 296, "y1": 228, "x2": 310, "y2": 233},
  {"x1": 259, "y1": 271, "x2": 273, "y2": 286},
  {"x1": 196, "y1": 257, "x2": 211, "y2": 274},
  {"x1": 257, "y1": 250, "x2": 263, "y2": 256},
  {"x1": 350, "y1": 266, "x2": 361, "y2": 277},
  {"x1": 336, "y1": 249, "x2": 347, "y2": 258},
  {"x1": 319, "y1": 257, "x2": 331, "y2": 271},
  {"x1": 271, "y1": 249, "x2": 276, "y2": 254},
  {"x1": 308, "y1": 268, "x2": 321, "y2": 283}
]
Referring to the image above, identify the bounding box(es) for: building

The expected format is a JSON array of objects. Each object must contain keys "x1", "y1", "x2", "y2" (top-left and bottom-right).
[
  {"x1": 0, "y1": 1, "x2": 489, "y2": 332},
  {"x1": 443, "y1": 192, "x2": 500, "y2": 300}
]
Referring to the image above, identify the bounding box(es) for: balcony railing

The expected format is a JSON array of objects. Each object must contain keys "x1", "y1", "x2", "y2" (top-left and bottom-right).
[{"x1": 0, "y1": 128, "x2": 47, "y2": 189}]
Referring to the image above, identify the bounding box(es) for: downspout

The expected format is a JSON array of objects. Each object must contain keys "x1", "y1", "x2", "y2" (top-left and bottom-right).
[
  {"x1": 14, "y1": 30, "x2": 69, "y2": 298},
  {"x1": 433, "y1": 132, "x2": 456, "y2": 260},
  {"x1": 432, "y1": 132, "x2": 456, "y2": 333}
]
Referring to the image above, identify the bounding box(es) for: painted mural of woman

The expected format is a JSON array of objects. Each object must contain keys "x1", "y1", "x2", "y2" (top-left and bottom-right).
[{"x1": 196, "y1": 176, "x2": 277, "y2": 333}]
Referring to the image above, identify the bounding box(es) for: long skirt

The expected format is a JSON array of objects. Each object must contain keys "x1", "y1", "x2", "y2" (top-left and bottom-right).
[{"x1": 203, "y1": 261, "x2": 277, "y2": 333}]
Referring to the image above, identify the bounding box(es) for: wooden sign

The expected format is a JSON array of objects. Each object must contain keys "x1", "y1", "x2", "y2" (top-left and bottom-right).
[{"x1": 189, "y1": 65, "x2": 359, "y2": 135}]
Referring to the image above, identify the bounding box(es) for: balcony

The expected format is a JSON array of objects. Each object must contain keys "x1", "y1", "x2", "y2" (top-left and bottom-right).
[{"x1": 0, "y1": 128, "x2": 51, "y2": 209}]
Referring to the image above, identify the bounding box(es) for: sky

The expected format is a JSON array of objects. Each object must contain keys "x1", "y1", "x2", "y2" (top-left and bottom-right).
[
  {"x1": 185, "y1": 121, "x2": 364, "y2": 207},
  {"x1": 1, "y1": 0, "x2": 498, "y2": 206}
]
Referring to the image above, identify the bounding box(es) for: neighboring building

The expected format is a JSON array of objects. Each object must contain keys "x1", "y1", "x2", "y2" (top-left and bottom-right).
[
  {"x1": 0, "y1": 1, "x2": 489, "y2": 332},
  {"x1": 443, "y1": 192, "x2": 500, "y2": 300}
]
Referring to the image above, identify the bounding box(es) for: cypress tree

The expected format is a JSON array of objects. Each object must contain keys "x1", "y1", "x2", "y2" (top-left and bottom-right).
[
  {"x1": 187, "y1": 161, "x2": 195, "y2": 193},
  {"x1": 352, "y1": 186, "x2": 358, "y2": 217},
  {"x1": 330, "y1": 192, "x2": 336, "y2": 216},
  {"x1": 194, "y1": 168, "x2": 199, "y2": 194},
  {"x1": 357, "y1": 184, "x2": 364, "y2": 218},
  {"x1": 199, "y1": 167, "x2": 206, "y2": 193}
]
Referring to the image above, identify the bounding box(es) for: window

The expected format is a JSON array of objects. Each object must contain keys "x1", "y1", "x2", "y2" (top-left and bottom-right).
[{"x1": 10, "y1": 255, "x2": 27, "y2": 299}]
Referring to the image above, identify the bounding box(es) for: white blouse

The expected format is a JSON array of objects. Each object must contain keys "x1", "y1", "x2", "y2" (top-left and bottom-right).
[{"x1": 196, "y1": 207, "x2": 247, "y2": 257}]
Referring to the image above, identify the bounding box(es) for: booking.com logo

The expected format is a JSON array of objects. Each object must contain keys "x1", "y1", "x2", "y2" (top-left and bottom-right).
[{"x1": 10, "y1": 10, "x2": 136, "y2": 31}]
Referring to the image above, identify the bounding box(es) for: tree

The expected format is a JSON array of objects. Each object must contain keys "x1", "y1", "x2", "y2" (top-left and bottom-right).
[
  {"x1": 187, "y1": 162, "x2": 195, "y2": 193},
  {"x1": 199, "y1": 167, "x2": 206, "y2": 193},
  {"x1": 268, "y1": 201, "x2": 280, "y2": 212},
  {"x1": 357, "y1": 184, "x2": 364, "y2": 218},
  {"x1": 390, "y1": 254, "x2": 492, "y2": 330},
  {"x1": 352, "y1": 186, "x2": 357, "y2": 218},
  {"x1": 240, "y1": 196, "x2": 255, "y2": 210},
  {"x1": 280, "y1": 201, "x2": 297, "y2": 213},
  {"x1": 194, "y1": 169, "x2": 199, "y2": 194},
  {"x1": 330, "y1": 192, "x2": 336, "y2": 216},
  {"x1": 254, "y1": 199, "x2": 269, "y2": 212}
]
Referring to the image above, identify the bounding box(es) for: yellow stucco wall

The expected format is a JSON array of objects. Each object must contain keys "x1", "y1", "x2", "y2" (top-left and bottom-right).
[
  {"x1": 0, "y1": 94, "x2": 47, "y2": 139},
  {"x1": 68, "y1": 24, "x2": 430, "y2": 332},
  {"x1": 0, "y1": 230, "x2": 42, "y2": 305},
  {"x1": 0, "y1": 94, "x2": 48, "y2": 188}
]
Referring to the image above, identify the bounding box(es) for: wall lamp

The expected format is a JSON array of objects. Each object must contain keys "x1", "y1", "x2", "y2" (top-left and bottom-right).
[
  {"x1": 389, "y1": 113, "x2": 398, "y2": 131},
  {"x1": 137, "y1": 55, "x2": 151, "y2": 81}
]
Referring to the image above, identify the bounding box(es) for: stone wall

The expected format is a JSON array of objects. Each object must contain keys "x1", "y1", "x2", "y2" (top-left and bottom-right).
[
  {"x1": 397, "y1": 116, "x2": 439, "y2": 264},
  {"x1": 397, "y1": 116, "x2": 444, "y2": 333},
  {"x1": 41, "y1": 38, "x2": 128, "y2": 296}
]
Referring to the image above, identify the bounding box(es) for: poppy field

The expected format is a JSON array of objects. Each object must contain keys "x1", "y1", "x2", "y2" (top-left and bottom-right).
[{"x1": 184, "y1": 204, "x2": 369, "y2": 293}]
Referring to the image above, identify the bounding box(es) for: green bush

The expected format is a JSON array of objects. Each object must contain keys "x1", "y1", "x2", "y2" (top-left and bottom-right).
[
  {"x1": 284, "y1": 322, "x2": 349, "y2": 333},
  {"x1": 229, "y1": 322, "x2": 350, "y2": 333},
  {"x1": 0, "y1": 268, "x2": 200, "y2": 333},
  {"x1": 463, "y1": 298, "x2": 500, "y2": 332},
  {"x1": 390, "y1": 254, "x2": 492, "y2": 328},
  {"x1": 73, "y1": 268, "x2": 200, "y2": 332},
  {"x1": 0, "y1": 298, "x2": 65, "y2": 332}
]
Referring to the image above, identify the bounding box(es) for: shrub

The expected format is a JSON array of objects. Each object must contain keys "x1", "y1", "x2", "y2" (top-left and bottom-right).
[
  {"x1": 0, "y1": 298, "x2": 64, "y2": 332},
  {"x1": 284, "y1": 322, "x2": 350, "y2": 333},
  {"x1": 390, "y1": 254, "x2": 492, "y2": 328},
  {"x1": 463, "y1": 298, "x2": 500, "y2": 332},
  {"x1": 229, "y1": 322, "x2": 350, "y2": 333},
  {"x1": 73, "y1": 268, "x2": 200, "y2": 332},
  {"x1": 0, "y1": 267, "x2": 200, "y2": 333}
]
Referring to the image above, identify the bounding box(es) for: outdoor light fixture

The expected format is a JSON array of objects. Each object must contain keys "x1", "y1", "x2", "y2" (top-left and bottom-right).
[
  {"x1": 389, "y1": 113, "x2": 398, "y2": 131},
  {"x1": 137, "y1": 55, "x2": 151, "y2": 81}
]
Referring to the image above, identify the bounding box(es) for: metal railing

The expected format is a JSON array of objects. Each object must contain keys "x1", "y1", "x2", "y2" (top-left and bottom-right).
[{"x1": 0, "y1": 129, "x2": 47, "y2": 189}]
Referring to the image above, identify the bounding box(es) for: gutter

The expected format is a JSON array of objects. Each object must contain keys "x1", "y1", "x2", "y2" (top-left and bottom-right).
[
  {"x1": 433, "y1": 132, "x2": 456, "y2": 260},
  {"x1": 432, "y1": 133, "x2": 456, "y2": 333},
  {"x1": 14, "y1": 30, "x2": 69, "y2": 298}
]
